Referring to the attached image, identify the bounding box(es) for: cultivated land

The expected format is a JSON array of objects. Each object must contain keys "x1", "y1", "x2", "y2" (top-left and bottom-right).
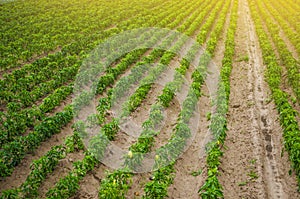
[{"x1": 0, "y1": 0, "x2": 299, "y2": 198}]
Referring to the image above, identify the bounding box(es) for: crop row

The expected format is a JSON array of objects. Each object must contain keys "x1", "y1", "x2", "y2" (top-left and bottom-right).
[
  {"x1": 0, "y1": 0, "x2": 188, "y2": 115},
  {"x1": 128, "y1": 0, "x2": 234, "y2": 197},
  {"x1": 97, "y1": 0, "x2": 235, "y2": 198},
  {"x1": 0, "y1": 0, "x2": 196, "y2": 147},
  {"x1": 0, "y1": 0, "x2": 175, "y2": 84},
  {"x1": 248, "y1": 0, "x2": 300, "y2": 190},
  {"x1": 0, "y1": 25, "x2": 171, "y2": 196},
  {"x1": 0, "y1": 0, "x2": 188, "y2": 107},
  {"x1": 199, "y1": 0, "x2": 238, "y2": 198},
  {"x1": 98, "y1": 0, "x2": 232, "y2": 197},
  {"x1": 0, "y1": 30, "x2": 160, "y2": 178},
  {"x1": 260, "y1": 0, "x2": 300, "y2": 56},
  {"x1": 94, "y1": 1, "x2": 230, "y2": 198},
  {"x1": 46, "y1": 0, "x2": 218, "y2": 197},
  {"x1": 197, "y1": 0, "x2": 223, "y2": 44},
  {"x1": 0, "y1": 83, "x2": 73, "y2": 147},
  {"x1": 255, "y1": 0, "x2": 300, "y2": 104},
  {"x1": 98, "y1": 28, "x2": 204, "y2": 199},
  {"x1": 142, "y1": 53, "x2": 209, "y2": 199},
  {"x1": 0, "y1": 28, "x2": 150, "y2": 148},
  {"x1": 0, "y1": 131, "x2": 84, "y2": 198},
  {"x1": 270, "y1": 0, "x2": 300, "y2": 34}
]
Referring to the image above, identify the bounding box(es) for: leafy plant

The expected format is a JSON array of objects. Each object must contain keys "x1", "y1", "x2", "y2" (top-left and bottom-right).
[{"x1": 191, "y1": 169, "x2": 203, "y2": 176}]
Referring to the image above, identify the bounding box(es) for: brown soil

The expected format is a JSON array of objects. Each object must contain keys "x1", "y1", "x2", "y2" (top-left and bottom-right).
[
  {"x1": 126, "y1": 172, "x2": 151, "y2": 198},
  {"x1": 218, "y1": 0, "x2": 300, "y2": 198},
  {"x1": 150, "y1": 85, "x2": 181, "y2": 152}
]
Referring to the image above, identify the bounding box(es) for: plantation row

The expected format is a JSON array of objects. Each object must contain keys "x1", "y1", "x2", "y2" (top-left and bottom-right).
[
  {"x1": 248, "y1": 0, "x2": 300, "y2": 190},
  {"x1": 1, "y1": 0, "x2": 300, "y2": 198},
  {"x1": 254, "y1": 0, "x2": 300, "y2": 104}
]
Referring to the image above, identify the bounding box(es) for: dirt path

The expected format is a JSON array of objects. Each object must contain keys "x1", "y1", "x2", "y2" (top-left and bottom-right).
[{"x1": 218, "y1": 0, "x2": 300, "y2": 198}]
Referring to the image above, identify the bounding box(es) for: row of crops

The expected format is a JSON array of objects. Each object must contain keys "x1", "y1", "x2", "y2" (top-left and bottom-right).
[
  {"x1": 1, "y1": 0, "x2": 300, "y2": 198},
  {"x1": 247, "y1": 0, "x2": 300, "y2": 190}
]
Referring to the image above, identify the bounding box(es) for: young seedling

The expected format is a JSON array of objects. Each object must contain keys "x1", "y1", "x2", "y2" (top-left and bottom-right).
[
  {"x1": 237, "y1": 55, "x2": 249, "y2": 62},
  {"x1": 238, "y1": 181, "x2": 248, "y2": 186},
  {"x1": 206, "y1": 112, "x2": 211, "y2": 121},
  {"x1": 190, "y1": 169, "x2": 202, "y2": 176},
  {"x1": 249, "y1": 159, "x2": 256, "y2": 165},
  {"x1": 248, "y1": 170, "x2": 258, "y2": 180}
]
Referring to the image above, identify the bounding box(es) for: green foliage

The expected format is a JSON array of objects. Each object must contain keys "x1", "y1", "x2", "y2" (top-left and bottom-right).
[
  {"x1": 143, "y1": 164, "x2": 175, "y2": 199},
  {"x1": 0, "y1": 105, "x2": 73, "y2": 177},
  {"x1": 98, "y1": 169, "x2": 132, "y2": 199}
]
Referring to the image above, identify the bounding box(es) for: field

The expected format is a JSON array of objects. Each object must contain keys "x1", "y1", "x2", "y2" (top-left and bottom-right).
[{"x1": 0, "y1": 0, "x2": 299, "y2": 198}]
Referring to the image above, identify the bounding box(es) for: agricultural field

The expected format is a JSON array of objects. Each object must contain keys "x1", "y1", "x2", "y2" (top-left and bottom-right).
[{"x1": 0, "y1": 0, "x2": 299, "y2": 198}]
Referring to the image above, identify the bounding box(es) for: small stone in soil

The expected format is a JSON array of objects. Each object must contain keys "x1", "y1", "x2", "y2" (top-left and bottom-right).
[{"x1": 232, "y1": 104, "x2": 241, "y2": 108}]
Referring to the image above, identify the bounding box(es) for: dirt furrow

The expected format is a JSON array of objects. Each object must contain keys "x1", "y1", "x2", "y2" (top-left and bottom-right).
[
  {"x1": 124, "y1": 57, "x2": 184, "y2": 199},
  {"x1": 108, "y1": 65, "x2": 176, "y2": 158},
  {"x1": 70, "y1": 165, "x2": 108, "y2": 199},
  {"x1": 219, "y1": 0, "x2": 300, "y2": 198}
]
